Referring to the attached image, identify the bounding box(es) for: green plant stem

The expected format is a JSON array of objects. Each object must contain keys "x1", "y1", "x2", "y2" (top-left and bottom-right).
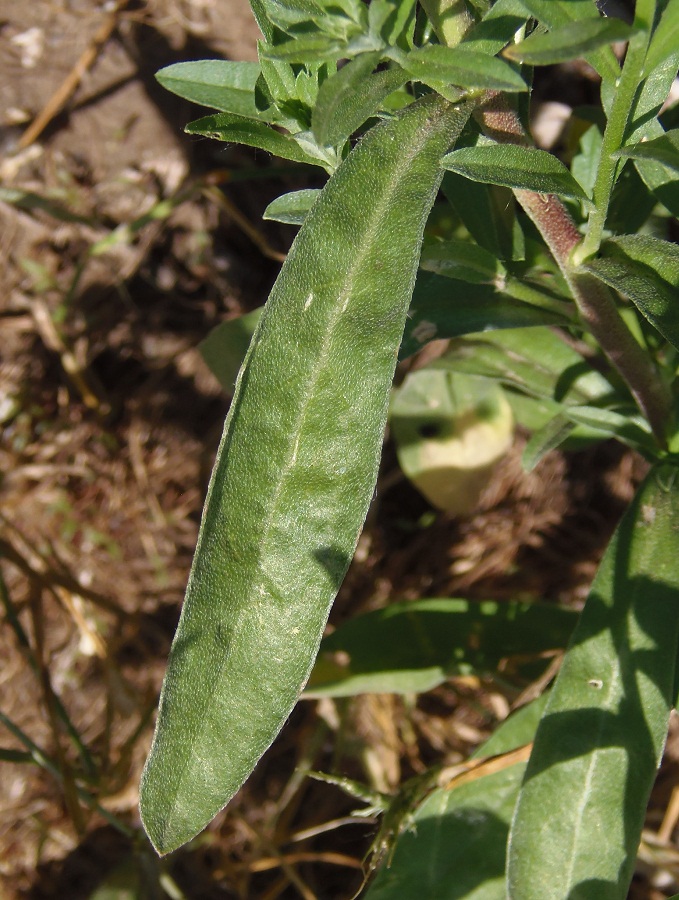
[
  {"x1": 475, "y1": 93, "x2": 672, "y2": 447},
  {"x1": 576, "y1": 13, "x2": 653, "y2": 262}
]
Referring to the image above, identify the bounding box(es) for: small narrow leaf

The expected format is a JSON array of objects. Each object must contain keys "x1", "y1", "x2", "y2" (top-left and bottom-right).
[
  {"x1": 185, "y1": 113, "x2": 324, "y2": 165},
  {"x1": 643, "y1": 0, "x2": 679, "y2": 74},
  {"x1": 261, "y1": 36, "x2": 347, "y2": 63},
  {"x1": 508, "y1": 464, "x2": 679, "y2": 899},
  {"x1": 311, "y1": 53, "x2": 407, "y2": 147},
  {"x1": 505, "y1": 18, "x2": 634, "y2": 66},
  {"x1": 522, "y1": 414, "x2": 576, "y2": 472},
  {"x1": 582, "y1": 235, "x2": 679, "y2": 352},
  {"x1": 404, "y1": 45, "x2": 528, "y2": 92},
  {"x1": 462, "y1": 0, "x2": 530, "y2": 57},
  {"x1": 614, "y1": 130, "x2": 679, "y2": 174},
  {"x1": 156, "y1": 61, "x2": 263, "y2": 118},
  {"x1": 518, "y1": 0, "x2": 621, "y2": 83},
  {"x1": 263, "y1": 188, "x2": 321, "y2": 224},
  {"x1": 441, "y1": 144, "x2": 589, "y2": 200},
  {"x1": 199, "y1": 309, "x2": 263, "y2": 392}
]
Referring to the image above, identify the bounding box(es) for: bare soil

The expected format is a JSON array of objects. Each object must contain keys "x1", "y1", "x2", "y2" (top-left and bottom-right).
[{"x1": 0, "y1": 3, "x2": 677, "y2": 899}]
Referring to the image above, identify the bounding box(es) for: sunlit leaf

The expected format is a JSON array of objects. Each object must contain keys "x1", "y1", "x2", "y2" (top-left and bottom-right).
[
  {"x1": 441, "y1": 144, "x2": 590, "y2": 200},
  {"x1": 505, "y1": 18, "x2": 634, "y2": 66}
]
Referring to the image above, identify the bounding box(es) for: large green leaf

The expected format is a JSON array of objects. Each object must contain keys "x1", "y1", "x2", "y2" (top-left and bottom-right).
[
  {"x1": 155, "y1": 61, "x2": 263, "y2": 118},
  {"x1": 441, "y1": 144, "x2": 589, "y2": 200},
  {"x1": 139, "y1": 94, "x2": 473, "y2": 855},
  {"x1": 582, "y1": 235, "x2": 679, "y2": 352},
  {"x1": 508, "y1": 464, "x2": 679, "y2": 899},
  {"x1": 306, "y1": 598, "x2": 578, "y2": 697},
  {"x1": 504, "y1": 18, "x2": 634, "y2": 66}
]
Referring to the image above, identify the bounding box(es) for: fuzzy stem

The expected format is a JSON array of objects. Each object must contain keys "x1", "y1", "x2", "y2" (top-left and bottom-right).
[{"x1": 475, "y1": 94, "x2": 672, "y2": 447}]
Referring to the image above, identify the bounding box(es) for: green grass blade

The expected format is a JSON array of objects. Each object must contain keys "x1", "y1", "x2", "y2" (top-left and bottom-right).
[{"x1": 508, "y1": 463, "x2": 679, "y2": 899}]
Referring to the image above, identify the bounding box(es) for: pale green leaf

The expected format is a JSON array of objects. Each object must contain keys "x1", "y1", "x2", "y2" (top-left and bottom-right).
[
  {"x1": 263, "y1": 188, "x2": 321, "y2": 225},
  {"x1": 156, "y1": 61, "x2": 263, "y2": 118},
  {"x1": 199, "y1": 309, "x2": 263, "y2": 392},
  {"x1": 185, "y1": 112, "x2": 325, "y2": 165}
]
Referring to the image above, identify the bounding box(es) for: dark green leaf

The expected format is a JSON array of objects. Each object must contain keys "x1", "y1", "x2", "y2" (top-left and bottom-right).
[
  {"x1": 365, "y1": 764, "x2": 524, "y2": 899},
  {"x1": 404, "y1": 45, "x2": 528, "y2": 92},
  {"x1": 505, "y1": 18, "x2": 634, "y2": 65},
  {"x1": 442, "y1": 173, "x2": 522, "y2": 261},
  {"x1": 615, "y1": 129, "x2": 679, "y2": 174},
  {"x1": 139, "y1": 95, "x2": 473, "y2": 855},
  {"x1": 582, "y1": 235, "x2": 679, "y2": 352},
  {"x1": 508, "y1": 464, "x2": 679, "y2": 898},
  {"x1": 399, "y1": 273, "x2": 569, "y2": 360},
  {"x1": 155, "y1": 61, "x2": 263, "y2": 118},
  {"x1": 419, "y1": 238, "x2": 503, "y2": 283},
  {"x1": 307, "y1": 598, "x2": 578, "y2": 697},
  {"x1": 199, "y1": 309, "x2": 263, "y2": 392},
  {"x1": 311, "y1": 52, "x2": 407, "y2": 147},
  {"x1": 441, "y1": 144, "x2": 590, "y2": 200},
  {"x1": 185, "y1": 113, "x2": 326, "y2": 166},
  {"x1": 263, "y1": 188, "x2": 321, "y2": 225},
  {"x1": 518, "y1": 0, "x2": 620, "y2": 82}
]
